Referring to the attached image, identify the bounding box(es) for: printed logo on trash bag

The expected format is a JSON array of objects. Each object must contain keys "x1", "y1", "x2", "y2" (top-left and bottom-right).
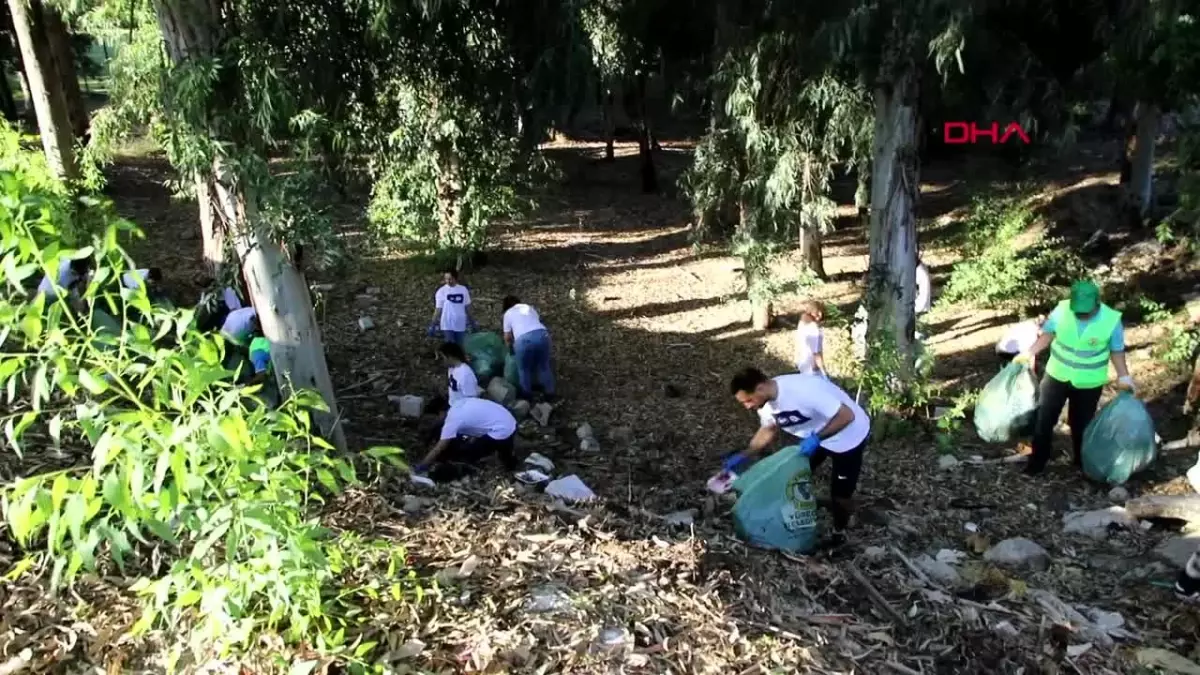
[{"x1": 781, "y1": 470, "x2": 817, "y2": 532}]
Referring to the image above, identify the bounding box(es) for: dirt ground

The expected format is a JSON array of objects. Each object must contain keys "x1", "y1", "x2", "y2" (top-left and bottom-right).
[{"x1": 15, "y1": 138, "x2": 1200, "y2": 672}]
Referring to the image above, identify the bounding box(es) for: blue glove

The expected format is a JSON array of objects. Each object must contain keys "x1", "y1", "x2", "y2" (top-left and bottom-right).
[
  {"x1": 799, "y1": 435, "x2": 821, "y2": 457},
  {"x1": 412, "y1": 463, "x2": 430, "y2": 475},
  {"x1": 426, "y1": 323, "x2": 440, "y2": 338},
  {"x1": 722, "y1": 452, "x2": 750, "y2": 473}
]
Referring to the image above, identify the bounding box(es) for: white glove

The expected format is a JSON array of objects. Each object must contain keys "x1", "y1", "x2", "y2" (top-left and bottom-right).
[{"x1": 1117, "y1": 375, "x2": 1135, "y2": 393}]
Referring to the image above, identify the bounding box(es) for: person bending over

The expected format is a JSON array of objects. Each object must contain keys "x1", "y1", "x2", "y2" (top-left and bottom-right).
[
  {"x1": 413, "y1": 396, "x2": 519, "y2": 482},
  {"x1": 439, "y1": 341, "x2": 480, "y2": 405},
  {"x1": 725, "y1": 367, "x2": 872, "y2": 546},
  {"x1": 502, "y1": 295, "x2": 556, "y2": 402}
]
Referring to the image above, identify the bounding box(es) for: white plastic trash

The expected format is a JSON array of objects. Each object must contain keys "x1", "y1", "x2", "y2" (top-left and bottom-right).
[{"x1": 545, "y1": 474, "x2": 596, "y2": 502}]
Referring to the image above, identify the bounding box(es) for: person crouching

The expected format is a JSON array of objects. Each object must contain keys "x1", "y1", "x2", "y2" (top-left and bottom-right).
[{"x1": 412, "y1": 396, "x2": 519, "y2": 482}]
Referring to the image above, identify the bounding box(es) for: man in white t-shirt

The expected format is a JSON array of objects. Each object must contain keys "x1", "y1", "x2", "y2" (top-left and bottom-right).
[
  {"x1": 36, "y1": 257, "x2": 93, "y2": 301},
  {"x1": 915, "y1": 259, "x2": 932, "y2": 315},
  {"x1": 429, "y1": 269, "x2": 475, "y2": 346},
  {"x1": 727, "y1": 367, "x2": 872, "y2": 545},
  {"x1": 502, "y1": 295, "x2": 556, "y2": 401},
  {"x1": 438, "y1": 341, "x2": 480, "y2": 406},
  {"x1": 413, "y1": 396, "x2": 519, "y2": 482}
]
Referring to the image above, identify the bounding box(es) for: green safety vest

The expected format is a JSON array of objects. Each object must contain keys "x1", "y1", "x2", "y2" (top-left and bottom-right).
[{"x1": 1045, "y1": 300, "x2": 1121, "y2": 389}]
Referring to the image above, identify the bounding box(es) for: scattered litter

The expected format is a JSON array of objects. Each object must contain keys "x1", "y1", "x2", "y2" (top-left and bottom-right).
[
  {"x1": 409, "y1": 474, "x2": 435, "y2": 488},
  {"x1": 1061, "y1": 507, "x2": 1138, "y2": 539},
  {"x1": 531, "y1": 402, "x2": 553, "y2": 427},
  {"x1": 935, "y1": 549, "x2": 967, "y2": 565},
  {"x1": 515, "y1": 469, "x2": 551, "y2": 485},
  {"x1": 358, "y1": 316, "x2": 376, "y2": 331},
  {"x1": 390, "y1": 394, "x2": 425, "y2": 418},
  {"x1": 523, "y1": 453, "x2": 555, "y2": 473},
  {"x1": 524, "y1": 585, "x2": 571, "y2": 613},
  {"x1": 545, "y1": 475, "x2": 596, "y2": 502},
  {"x1": 707, "y1": 470, "x2": 736, "y2": 495},
  {"x1": 964, "y1": 522, "x2": 979, "y2": 533},
  {"x1": 664, "y1": 510, "x2": 697, "y2": 527},
  {"x1": 984, "y1": 538, "x2": 1050, "y2": 572},
  {"x1": 576, "y1": 423, "x2": 595, "y2": 440},
  {"x1": 1135, "y1": 648, "x2": 1200, "y2": 674}
]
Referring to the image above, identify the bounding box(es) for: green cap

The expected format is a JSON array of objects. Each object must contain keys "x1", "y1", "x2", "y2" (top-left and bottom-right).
[{"x1": 1069, "y1": 280, "x2": 1100, "y2": 314}]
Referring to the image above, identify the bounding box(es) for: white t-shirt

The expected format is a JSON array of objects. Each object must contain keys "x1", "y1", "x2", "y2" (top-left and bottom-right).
[
  {"x1": 122, "y1": 269, "x2": 149, "y2": 289},
  {"x1": 439, "y1": 397, "x2": 516, "y2": 441},
  {"x1": 996, "y1": 320, "x2": 1041, "y2": 355},
  {"x1": 915, "y1": 263, "x2": 932, "y2": 313},
  {"x1": 221, "y1": 307, "x2": 258, "y2": 343},
  {"x1": 36, "y1": 259, "x2": 81, "y2": 299},
  {"x1": 503, "y1": 303, "x2": 546, "y2": 339},
  {"x1": 757, "y1": 373, "x2": 870, "y2": 453},
  {"x1": 795, "y1": 321, "x2": 824, "y2": 374},
  {"x1": 435, "y1": 284, "x2": 471, "y2": 332},
  {"x1": 448, "y1": 362, "x2": 480, "y2": 405}
]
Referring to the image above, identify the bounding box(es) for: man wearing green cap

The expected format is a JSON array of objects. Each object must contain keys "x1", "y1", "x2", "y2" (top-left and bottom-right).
[{"x1": 1013, "y1": 280, "x2": 1133, "y2": 475}]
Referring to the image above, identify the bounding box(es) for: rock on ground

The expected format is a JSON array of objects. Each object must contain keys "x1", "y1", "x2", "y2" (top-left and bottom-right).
[
  {"x1": 576, "y1": 423, "x2": 595, "y2": 440},
  {"x1": 914, "y1": 554, "x2": 963, "y2": 587},
  {"x1": 1155, "y1": 534, "x2": 1200, "y2": 568},
  {"x1": 531, "y1": 402, "x2": 553, "y2": 427},
  {"x1": 358, "y1": 316, "x2": 376, "y2": 331},
  {"x1": 509, "y1": 399, "x2": 531, "y2": 420},
  {"x1": 983, "y1": 538, "x2": 1051, "y2": 572},
  {"x1": 487, "y1": 377, "x2": 515, "y2": 405},
  {"x1": 937, "y1": 455, "x2": 959, "y2": 470},
  {"x1": 390, "y1": 394, "x2": 424, "y2": 419}
]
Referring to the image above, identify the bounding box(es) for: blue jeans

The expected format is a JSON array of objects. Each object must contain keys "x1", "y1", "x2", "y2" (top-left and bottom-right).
[
  {"x1": 443, "y1": 330, "x2": 466, "y2": 346},
  {"x1": 514, "y1": 329, "x2": 555, "y2": 397}
]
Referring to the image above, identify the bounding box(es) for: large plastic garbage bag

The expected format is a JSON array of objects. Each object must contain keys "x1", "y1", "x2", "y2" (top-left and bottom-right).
[
  {"x1": 465, "y1": 332, "x2": 507, "y2": 380},
  {"x1": 729, "y1": 446, "x2": 819, "y2": 554},
  {"x1": 974, "y1": 362, "x2": 1038, "y2": 443},
  {"x1": 504, "y1": 352, "x2": 520, "y2": 386},
  {"x1": 1081, "y1": 392, "x2": 1158, "y2": 485}
]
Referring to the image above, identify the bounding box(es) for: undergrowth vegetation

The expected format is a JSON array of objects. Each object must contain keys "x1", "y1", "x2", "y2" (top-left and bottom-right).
[{"x1": 0, "y1": 126, "x2": 411, "y2": 671}]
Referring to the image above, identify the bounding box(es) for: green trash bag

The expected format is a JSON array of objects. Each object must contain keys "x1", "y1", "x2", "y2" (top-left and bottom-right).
[
  {"x1": 464, "y1": 332, "x2": 507, "y2": 380},
  {"x1": 504, "y1": 353, "x2": 520, "y2": 387},
  {"x1": 729, "y1": 446, "x2": 819, "y2": 554},
  {"x1": 974, "y1": 362, "x2": 1038, "y2": 443},
  {"x1": 1081, "y1": 392, "x2": 1158, "y2": 485}
]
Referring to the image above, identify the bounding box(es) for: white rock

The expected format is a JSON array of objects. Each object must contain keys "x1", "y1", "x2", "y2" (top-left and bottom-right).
[
  {"x1": 576, "y1": 423, "x2": 595, "y2": 440},
  {"x1": 358, "y1": 316, "x2": 376, "y2": 331},
  {"x1": 993, "y1": 621, "x2": 1020, "y2": 639},
  {"x1": 1108, "y1": 486, "x2": 1130, "y2": 502},
  {"x1": 914, "y1": 554, "x2": 963, "y2": 586},
  {"x1": 936, "y1": 549, "x2": 968, "y2": 565},
  {"x1": 664, "y1": 510, "x2": 696, "y2": 527},
  {"x1": 580, "y1": 437, "x2": 601, "y2": 453},
  {"x1": 983, "y1": 538, "x2": 1051, "y2": 572},
  {"x1": 509, "y1": 399, "x2": 531, "y2": 420},
  {"x1": 938, "y1": 455, "x2": 959, "y2": 469},
  {"x1": 486, "y1": 377, "x2": 515, "y2": 405},
  {"x1": 1155, "y1": 534, "x2": 1200, "y2": 568},
  {"x1": 390, "y1": 394, "x2": 424, "y2": 418},
  {"x1": 862, "y1": 546, "x2": 887, "y2": 561},
  {"x1": 1062, "y1": 507, "x2": 1138, "y2": 539},
  {"x1": 531, "y1": 402, "x2": 554, "y2": 427}
]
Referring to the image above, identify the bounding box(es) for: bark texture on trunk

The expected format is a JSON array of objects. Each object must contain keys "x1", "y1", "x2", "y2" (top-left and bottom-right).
[
  {"x1": 1126, "y1": 101, "x2": 1160, "y2": 220},
  {"x1": 7, "y1": 0, "x2": 76, "y2": 179},
  {"x1": 156, "y1": 0, "x2": 346, "y2": 449},
  {"x1": 799, "y1": 225, "x2": 825, "y2": 280},
  {"x1": 196, "y1": 174, "x2": 223, "y2": 275},
  {"x1": 434, "y1": 146, "x2": 462, "y2": 248},
  {"x1": 42, "y1": 9, "x2": 85, "y2": 138},
  {"x1": 866, "y1": 68, "x2": 920, "y2": 377}
]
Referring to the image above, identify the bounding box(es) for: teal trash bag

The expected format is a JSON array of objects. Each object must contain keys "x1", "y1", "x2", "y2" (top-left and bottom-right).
[
  {"x1": 974, "y1": 362, "x2": 1038, "y2": 443},
  {"x1": 504, "y1": 353, "x2": 520, "y2": 387},
  {"x1": 729, "y1": 446, "x2": 819, "y2": 554},
  {"x1": 1081, "y1": 392, "x2": 1158, "y2": 485},
  {"x1": 464, "y1": 332, "x2": 507, "y2": 380}
]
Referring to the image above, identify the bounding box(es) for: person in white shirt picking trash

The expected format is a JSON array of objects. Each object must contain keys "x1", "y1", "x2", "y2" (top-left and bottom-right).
[
  {"x1": 502, "y1": 295, "x2": 556, "y2": 402},
  {"x1": 411, "y1": 396, "x2": 519, "y2": 483},
  {"x1": 428, "y1": 269, "x2": 475, "y2": 346},
  {"x1": 726, "y1": 367, "x2": 871, "y2": 547},
  {"x1": 795, "y1": 300, "x2": 827, "y2": 376},
  {"x1": 439, "y1": 341, "x2": 480, "y2": 406}
]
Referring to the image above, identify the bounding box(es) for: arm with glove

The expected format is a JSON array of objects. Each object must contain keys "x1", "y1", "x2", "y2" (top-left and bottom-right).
[{"x1": 797, "y1": 404, "x2": 855, "y2": 456}]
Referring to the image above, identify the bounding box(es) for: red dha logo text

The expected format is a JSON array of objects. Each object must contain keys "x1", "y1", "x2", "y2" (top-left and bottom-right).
[{"x1": 942, "y1": 122, "x2": 1031, "y2": 144}]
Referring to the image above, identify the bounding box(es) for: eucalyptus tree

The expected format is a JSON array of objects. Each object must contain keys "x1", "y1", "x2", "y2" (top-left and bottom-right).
[{"x1": 6, "y1": 0, "x2": 77, "y2": 179}]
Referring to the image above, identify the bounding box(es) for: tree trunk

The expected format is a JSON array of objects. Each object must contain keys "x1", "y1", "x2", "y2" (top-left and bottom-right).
[
  {"x1": 637, "y1": 73, "x2": 658, "y2": 193},
  {"x1": 1125, "y1": 101, "x2": 1160, "y2": 221},
  {"x1": 434, "y1": 146, "x2": 462, "y2": 248},
  {"x1": 196, "y1": 174, "x2": 223, "y2": 275},
  {"x1": 602, "y1": 81, "x2": 615, "y2": 161},
  {"x1": 854, "y1": 165, "x2": 870, "y2": 221},
  {"x1": 7, "y1": 0, "x2": 76, "y2": 179},
  {"x1": 42, "y1": 9, "x2": 86, "y2": 138},
  {"x1": 799, "y1": 225, "x2": 826, "y2": 279},
  {"x1": 865, "y1": 68, "x2": 920, "y2": 378},
  {"x1": 155, "y1": 0, "x2": 346, "y2": 449}
]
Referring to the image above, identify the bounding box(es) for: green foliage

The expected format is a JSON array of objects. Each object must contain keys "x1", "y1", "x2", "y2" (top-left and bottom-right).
[
  {"x1": 365, "y1": 86, "x2": 541, "y2": 255},
  {"x1": 1158, "y1": 325, "x2": 1200, "y2": 365},
  {"x1": 941, "y1": 198, "x2": 1084, "y2": 311},
  {"x1": 934, "y1": 389, "x2": 977, "y2": 455},
  {"x1": 853, "y1": 329, "x2": 936, "y2": 419},
  {"x1": 0, "y1": 138, "x2": 408, "y2": 663}
]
